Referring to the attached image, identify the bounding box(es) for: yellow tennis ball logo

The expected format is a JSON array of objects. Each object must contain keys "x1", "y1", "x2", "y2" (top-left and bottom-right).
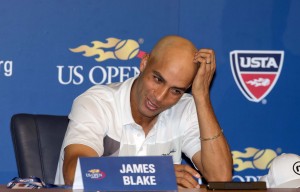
[
  {"x1": 114, "y1": 40, "x2": 140, "y2": 60},
  {"x1": 253, "y1": 149, "x2": 277, "y2": 170}
]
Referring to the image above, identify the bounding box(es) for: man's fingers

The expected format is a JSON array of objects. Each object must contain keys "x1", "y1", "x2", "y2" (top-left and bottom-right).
[
  {"x1": 174, "y1": 164, "x2": 200, "y2": 178},
  {"x1": 194, "y1": 49, "x2": 215, "y2": 65},
  {"x1": 174, "y1": 164, "x2": 201, "y2": 188},
  {"x1": 176, "y1": 178, "x2": 198, "y2": 188},
  {"x1": 193, "y1": 49, "x2": 216, "y2": 79},
  {"x1": 175, "y1": 169, "x2": 200, "y2": 188}
]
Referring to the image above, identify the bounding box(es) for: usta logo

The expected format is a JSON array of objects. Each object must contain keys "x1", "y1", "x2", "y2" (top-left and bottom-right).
[
  {"x1": 230, "y1": 50, "x2": 284, "y2": 103},
  {"x1": 239, "y1": 57, "x2": 278, "y2": 68}
]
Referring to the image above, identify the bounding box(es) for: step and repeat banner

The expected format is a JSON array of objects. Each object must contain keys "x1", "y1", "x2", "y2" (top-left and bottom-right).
[{"x1": 1, "y1": 0, "x2": 299, "y2": 184}]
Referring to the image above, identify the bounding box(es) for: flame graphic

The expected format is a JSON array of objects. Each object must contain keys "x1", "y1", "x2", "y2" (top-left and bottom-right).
[
  {"x1": 88, "y1": 169, "x2": 100, "y2": 173},
  {"x1": 70, "y1": 37, "x2": 146, "y2": 62},
  {"x1": 232, "y1": 147, "x2": 277, "y2": 171},
  {"x1": 246, "y1": 78, "x2": 270, "y2": 87}
]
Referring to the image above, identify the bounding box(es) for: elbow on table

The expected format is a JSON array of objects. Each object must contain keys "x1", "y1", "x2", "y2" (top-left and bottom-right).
[{"x1": 204, "y1": 168, "x2": 233, "y2": 182}]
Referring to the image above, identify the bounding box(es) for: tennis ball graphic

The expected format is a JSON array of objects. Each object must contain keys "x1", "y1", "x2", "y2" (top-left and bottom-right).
[
  {"x1": 114, "y1": 39, "x2": 140, "y2": 60},
  {"x1": 253, "y1": 149, "x2": 277, "y2": 170}
]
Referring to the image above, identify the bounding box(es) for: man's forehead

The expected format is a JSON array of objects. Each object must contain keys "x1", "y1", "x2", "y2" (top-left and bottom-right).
[{"x1": 151, "y1": 70, "x2": 191, "y2": 90}]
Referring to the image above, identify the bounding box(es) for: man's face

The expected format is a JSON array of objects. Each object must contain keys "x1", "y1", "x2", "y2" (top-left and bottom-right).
[{"x1": 132, "y1": 48, "x2": 196, "y2": 119}]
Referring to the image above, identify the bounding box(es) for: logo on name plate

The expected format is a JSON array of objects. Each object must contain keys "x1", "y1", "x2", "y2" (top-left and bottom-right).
[
  {"x1": 85, "y1": 169, "x2": 106, "y2": 180},
  {"x1": 230, "y1": 50, "x2": 284, "y2": 102},
  {"x1": 70, "y1": 38, "x2": 146, "y2": 62}
]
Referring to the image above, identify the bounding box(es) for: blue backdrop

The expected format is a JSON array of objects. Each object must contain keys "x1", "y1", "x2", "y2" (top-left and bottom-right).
[{"x1": 1, "y1": 0, "x2": 299, "y2": 184}]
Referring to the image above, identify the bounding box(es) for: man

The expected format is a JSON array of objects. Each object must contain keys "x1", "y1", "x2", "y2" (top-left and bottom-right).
[{"x1": 55, "y1": 35, "x2": 233, "y2": 188}]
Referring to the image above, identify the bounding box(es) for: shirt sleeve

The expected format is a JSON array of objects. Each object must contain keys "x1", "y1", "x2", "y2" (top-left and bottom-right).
[
  {"x1": 181, "y1": 100, "x2": 201, "y2": 160},
  {"x1": 62, "y1": 92, "x2": 110, "y2": 156}
]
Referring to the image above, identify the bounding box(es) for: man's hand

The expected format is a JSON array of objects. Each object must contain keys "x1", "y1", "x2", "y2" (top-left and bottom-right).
[
  {"x1": 192, "y1": 49, "x2": 216, "y2": 98},
  {"x1": 174, "y1": 164, "x2": 201, "y2": 188},
  {"x1": 63, "y1": 144, "x2": 98, "y2": 185}
]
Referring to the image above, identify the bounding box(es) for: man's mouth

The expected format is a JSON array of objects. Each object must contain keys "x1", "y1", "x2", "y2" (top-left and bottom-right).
[{"x1": 145, "y1": 98, "x2": 158, "y2": 111}]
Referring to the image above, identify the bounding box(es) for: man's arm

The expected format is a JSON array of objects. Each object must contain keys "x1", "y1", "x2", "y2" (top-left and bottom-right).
[
  {"x1": 173, "y1": 49, "x2": 232, "y2": 188},
  {"x1": 63, "y1": 144, "x2": 98, "y2": 185},
  {"x1": 61, "y1": 92, "x2": 108, "y2": 185},
  {"x1": 191, "y1": 49, "x2": 233, "y2": 181}
]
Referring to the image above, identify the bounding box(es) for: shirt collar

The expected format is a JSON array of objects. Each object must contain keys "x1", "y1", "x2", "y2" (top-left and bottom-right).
[
  {"x1": 118, "y1": 75, "x2": 167, "y2": 128},
  {"x1": 119, "y1": 76, "x2": 138, "y2": 126}
]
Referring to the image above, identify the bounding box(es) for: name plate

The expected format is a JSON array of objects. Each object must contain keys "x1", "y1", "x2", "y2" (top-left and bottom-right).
[{"x1": 73, "y1": 156, "x2": 177, "y2": 191}]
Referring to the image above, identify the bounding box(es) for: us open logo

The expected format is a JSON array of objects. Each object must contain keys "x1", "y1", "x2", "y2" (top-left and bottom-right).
[
  {"x1": 230, "y1": 50, "x2": 284, "y2": 103},
  {"x1": 85, "y1": 169, "x2": 106, "y2": 180},
  {"x1": 57, "y1": 37, "x2": 145, "y2": 85}
]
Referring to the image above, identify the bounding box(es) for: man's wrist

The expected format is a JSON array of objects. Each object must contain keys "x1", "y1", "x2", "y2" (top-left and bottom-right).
[{"x1": 192, "y1": 92, "x2": 211, "y2": 107}]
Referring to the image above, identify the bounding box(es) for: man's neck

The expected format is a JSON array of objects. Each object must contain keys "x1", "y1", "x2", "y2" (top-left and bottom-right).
[
  {"x1": 134, "y1": 115, "x2": 158, "y2": 136},
  {"x1": 130, "y1": 78, "x2": 158, "y2": 136}
]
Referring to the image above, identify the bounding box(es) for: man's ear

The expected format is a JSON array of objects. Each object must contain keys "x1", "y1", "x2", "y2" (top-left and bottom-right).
[{"x1": 140, "y1": 54, "x2": 149, "y2": 72}]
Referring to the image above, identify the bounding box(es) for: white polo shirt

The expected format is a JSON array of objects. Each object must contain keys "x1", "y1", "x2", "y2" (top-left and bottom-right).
[{"x1": 54, "y1": 76, "x2": 201, "y2": 185}]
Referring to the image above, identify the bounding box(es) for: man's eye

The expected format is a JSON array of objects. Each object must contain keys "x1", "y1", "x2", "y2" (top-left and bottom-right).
[
  {"x1": 171, "y1": 89, "x2": 183, "y2": 95},
  {"x1": 154, "y1": 76, "x2": 162, "y2": 83}
]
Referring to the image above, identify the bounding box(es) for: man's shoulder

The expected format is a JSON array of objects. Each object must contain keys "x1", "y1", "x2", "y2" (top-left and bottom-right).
[
  {"x1": 159, "y1": 93, "x2": 196, "y2": 123},
  {"x1": 75, "y1": 78, "x2": 134, "y2": 104},
  {"x1": 73, "y1": 82, "x2": 121, "y2": 104},
  {"x1": 83, "y1": 84, "x2": 118, "y2": 96},
  {"x1": 82, "y1": 79, "x2": 131, "y2": 97},
  {"x1": 168, "y1": 93, "x2": 195, "y2": 111},
  {"x1": 178, "y1": 93, "x2": 194, "y2": 104}
]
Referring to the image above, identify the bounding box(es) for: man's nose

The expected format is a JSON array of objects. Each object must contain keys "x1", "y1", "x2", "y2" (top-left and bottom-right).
[{"x1": 154, "y1": 86, "x2": 168, "y2": 101}]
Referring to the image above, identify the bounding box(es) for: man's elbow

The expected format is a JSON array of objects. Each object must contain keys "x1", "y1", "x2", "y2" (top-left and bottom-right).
[
  {"x1": 205, "y1": 166, "x2": 233, "y2": 182},
  {"x1": 209, "y1": 171, "x2": 232, "y2": 182}
]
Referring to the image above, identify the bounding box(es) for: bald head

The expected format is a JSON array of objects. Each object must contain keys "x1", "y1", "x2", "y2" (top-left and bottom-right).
[
  {"x1": 149, "y1": 35, "x2": 197, "y2": 64},
  {"x1": 137, "y1": 35, "x2": 199, "y2": 91}
]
